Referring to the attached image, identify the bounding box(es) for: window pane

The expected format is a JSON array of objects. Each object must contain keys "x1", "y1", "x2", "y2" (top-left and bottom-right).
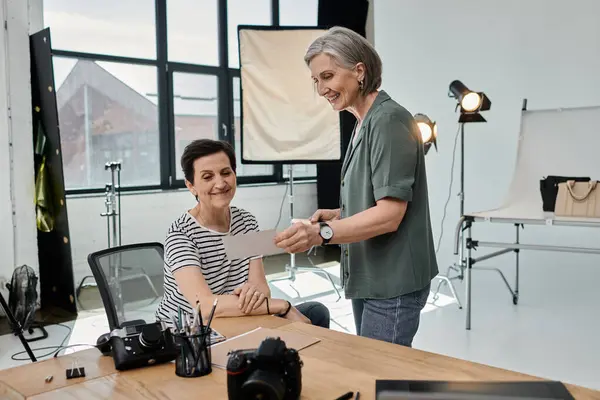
[
  {"x1": 227, "y1": 0, "x2": 271, "y2": 68},
  {"x1": 173, "y1": 73, "x2": 219, "y2": 180},
  {"x1": 279, "y1": 0, "x2": 318, "y2": 26},
  {"x1": 233, "y1": 77, "x2": 274, "y2": 176},
  {"x1": 43, "y1": 0, "x2": 156, "y2": 59},
  {"x1": 54, "y1": 58, "x2": 160, "y2": 189},
  {"x1": 167, "y1": 0, "x2": 219, "y2": 65}
]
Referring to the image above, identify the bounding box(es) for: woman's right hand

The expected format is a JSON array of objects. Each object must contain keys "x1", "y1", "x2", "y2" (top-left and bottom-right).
[{"x1": 309, "y1": 208, "x2": 340, "y2": 223}]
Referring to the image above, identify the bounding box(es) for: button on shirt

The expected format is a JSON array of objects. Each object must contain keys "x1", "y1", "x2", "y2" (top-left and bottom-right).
[{"x1": 339, "y1": 90, "x2": 438, "y2": 299}]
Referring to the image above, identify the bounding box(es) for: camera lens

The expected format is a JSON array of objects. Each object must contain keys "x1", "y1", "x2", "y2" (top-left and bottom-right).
[
  {"x1": 241, "y1": 370, "x2": 286, "y2": 400},
  {"x1": 139, "y1": 324, "x2": 162, "y2": 350}
]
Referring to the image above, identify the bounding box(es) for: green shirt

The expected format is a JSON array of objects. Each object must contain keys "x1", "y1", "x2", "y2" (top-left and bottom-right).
[{"x1": 339, "y1": 90, "x2": 438, "y2": 299}]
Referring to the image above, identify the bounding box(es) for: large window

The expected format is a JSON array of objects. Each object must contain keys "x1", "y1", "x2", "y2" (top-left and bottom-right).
[
  {"x1": 53, "y1": 57, "x2": 160, "y2": 189},
  {"x1": 44, "y1": 0, "x2": 319, "y2": 193}
]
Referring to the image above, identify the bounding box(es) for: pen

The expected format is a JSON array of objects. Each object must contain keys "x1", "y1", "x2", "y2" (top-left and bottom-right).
[
  {"x1": 355, "y1": 391, "x2": 360, "y2": 400},
  {"x1": 335, "y1": 392, "x2": 353, "y2": 400}
]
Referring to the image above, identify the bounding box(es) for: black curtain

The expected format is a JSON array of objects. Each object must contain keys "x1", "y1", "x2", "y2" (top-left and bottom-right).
[
  {"x1": 30, "y1": 28, "x2": 77, "y2": 315},
  {"x1": 316, "y1": 0, "x2": 370, "y2": 210}
]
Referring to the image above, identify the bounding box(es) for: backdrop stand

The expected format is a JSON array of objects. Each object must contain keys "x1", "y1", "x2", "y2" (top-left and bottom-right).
[{"x1": 268, "y1": 165, "x2": 341, "y2": 302}]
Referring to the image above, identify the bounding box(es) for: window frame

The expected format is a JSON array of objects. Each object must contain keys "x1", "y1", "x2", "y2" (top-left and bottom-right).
[{"x1": 48, "y1": 0, "x2": 316, "y2": 196}]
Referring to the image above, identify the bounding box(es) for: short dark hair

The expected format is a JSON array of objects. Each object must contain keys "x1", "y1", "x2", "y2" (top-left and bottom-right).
[{"x1": 180, "y1": 139, "x2": 237, "y2": 183}]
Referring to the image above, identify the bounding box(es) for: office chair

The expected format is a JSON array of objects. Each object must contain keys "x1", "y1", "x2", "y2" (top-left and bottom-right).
[{"x1": 87, "y1": 242, "x2": 165, "y2": 331}]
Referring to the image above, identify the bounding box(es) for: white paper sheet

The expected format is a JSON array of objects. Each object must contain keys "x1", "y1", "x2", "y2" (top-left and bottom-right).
[
  {"x1": 221, "y1": 229, "x2": 286, "y2": 260},
  {"x1": 466, "y1": 105, "x2": 600, "y2": 226}
]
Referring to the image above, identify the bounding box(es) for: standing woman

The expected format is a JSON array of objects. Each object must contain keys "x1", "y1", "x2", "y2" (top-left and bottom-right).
[{"x1": 274, "y1": 27, "x2": 438, "y2": 347}]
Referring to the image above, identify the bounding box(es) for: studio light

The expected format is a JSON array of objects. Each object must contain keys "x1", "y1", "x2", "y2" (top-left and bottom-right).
[
  {"x1": 414, "y1": 113, "x2": 438, "y2": 155},
  {"x1": 448, "y1": 80, "x2": 491, "y2": 123},
  {"x1": 433, "y1": 80, "x2": 494, "y2": 308}
]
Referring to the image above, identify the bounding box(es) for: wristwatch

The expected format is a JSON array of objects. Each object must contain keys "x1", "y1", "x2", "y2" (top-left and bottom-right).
[{"x1": 318, "y1": 222, "x2": 334, "y2": 245}]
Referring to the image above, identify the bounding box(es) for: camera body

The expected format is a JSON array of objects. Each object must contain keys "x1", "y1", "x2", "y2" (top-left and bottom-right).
[
  {"x1": 97, "y1": 321, "x2": 178, "y2": 371},
  {"x1": 226, "y1": 337, "x2": 303, "y2": 400}
]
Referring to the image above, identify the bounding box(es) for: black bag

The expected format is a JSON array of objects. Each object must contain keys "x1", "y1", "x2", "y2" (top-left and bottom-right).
[{"x1": 540, "y1": 175, "x2": 590, "y2": 212}]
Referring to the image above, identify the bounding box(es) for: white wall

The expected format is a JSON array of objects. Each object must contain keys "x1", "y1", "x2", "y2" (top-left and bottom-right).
[
  {"x1": 66, "y1": 182, "x2": 317, "y2": 285},
  {"x1": 373, "y1": 0, "x2": 600, "y2": 274},
  {"x1": 0, "y1": 0, "x2": 43, "y2": 293}
]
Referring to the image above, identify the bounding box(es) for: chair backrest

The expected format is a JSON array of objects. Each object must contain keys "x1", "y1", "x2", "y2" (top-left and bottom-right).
[{"x1": 87, "y1": 242, "x2": 165, "y2": 331}]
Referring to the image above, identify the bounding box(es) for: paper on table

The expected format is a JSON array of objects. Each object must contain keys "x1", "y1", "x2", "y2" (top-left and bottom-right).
[
  {"x1": 221, "y1": 229, "x2": 286, "y2": 259},
  {"x1": 210, "y1": 327, "x2": 321, "y2": 369}
]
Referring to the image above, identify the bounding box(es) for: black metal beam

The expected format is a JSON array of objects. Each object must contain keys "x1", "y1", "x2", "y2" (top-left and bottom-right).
[
  {"x1": 51, "y1": 49, "x2": 157, "y2": 66},
  {"x1": 156, "y1": 0, "x2": 172, "y2": 188}
]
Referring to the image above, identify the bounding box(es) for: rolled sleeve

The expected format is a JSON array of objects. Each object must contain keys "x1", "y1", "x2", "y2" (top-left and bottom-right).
[{"x1": 369, "y1": 112, "x2": 418, "y2": 202}]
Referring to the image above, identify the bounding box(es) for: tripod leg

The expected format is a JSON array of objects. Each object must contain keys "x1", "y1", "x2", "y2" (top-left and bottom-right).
[{"x1": 0, "y1": 292, "x2": 37, "y2": 362}]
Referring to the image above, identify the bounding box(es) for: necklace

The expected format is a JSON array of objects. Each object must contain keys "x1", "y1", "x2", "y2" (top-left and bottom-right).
[{"x1": 195, "y1": 207, "x2": 230, "y2": 232}]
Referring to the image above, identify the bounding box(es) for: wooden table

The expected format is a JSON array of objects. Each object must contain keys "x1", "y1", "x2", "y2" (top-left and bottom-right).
[{"x1": 0, "y1": 316, "x2": 597, "y2": 399}]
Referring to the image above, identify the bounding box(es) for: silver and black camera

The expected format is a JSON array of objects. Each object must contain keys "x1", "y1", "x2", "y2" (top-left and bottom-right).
[{"x1": 96, "y1": 321, "x2": 178, "y2": 371}]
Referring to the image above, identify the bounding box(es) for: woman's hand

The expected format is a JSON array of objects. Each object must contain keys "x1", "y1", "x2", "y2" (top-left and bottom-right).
[
  {"x1": 309, "y1": 208, "x2": 340, "y2": 223},
  {"x1": 233, "y1": 283, "x2": 267, "y2": 314},
  {"x1": 274, "y1": 221, "x2": 323, "y2": 253}
]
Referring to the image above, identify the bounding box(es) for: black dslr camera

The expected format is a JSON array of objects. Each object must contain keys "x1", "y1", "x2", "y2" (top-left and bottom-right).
[
  {"x1": 96, "y1": 321, "x2": 178, "y2": 371},
  {"x1": 226, "y1": 337, "x2": 303, "y2": 400}
]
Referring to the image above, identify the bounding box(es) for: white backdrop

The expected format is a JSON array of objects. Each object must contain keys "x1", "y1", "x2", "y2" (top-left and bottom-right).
[
  {"x1": 238, "y1": 27, "x2": 341, "y2": 162},
  {"x1": 470, "y1": 106, "x2": 600, "y2": 222}
]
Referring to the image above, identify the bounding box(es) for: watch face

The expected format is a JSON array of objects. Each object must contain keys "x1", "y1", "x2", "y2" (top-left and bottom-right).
[{"x1": 321, "y1": 225, "x2": 334, "y2": 240}]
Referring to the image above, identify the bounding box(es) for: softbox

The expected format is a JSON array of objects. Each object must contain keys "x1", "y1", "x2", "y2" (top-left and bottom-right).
[{"x1": 237, "y1": 26, "x2": 341, "y2": 164}]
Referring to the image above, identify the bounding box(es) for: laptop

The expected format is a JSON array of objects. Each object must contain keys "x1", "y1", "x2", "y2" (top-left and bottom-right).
[{"x1": 376, "y1": 380, "x2": 575, "y2": 400}]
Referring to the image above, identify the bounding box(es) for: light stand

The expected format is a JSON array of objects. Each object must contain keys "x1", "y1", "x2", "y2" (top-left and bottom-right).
[
  {"x1": 76, "y1": 161, "x2": 123, "y2": 304},
  {"x1": 268, "y1": 165, "x2": 341, "y2": 301},
  {"x1": 432, "y1": 80, "x2": 492, "y2": 306},
  {"x1": 415, "y1": 113, "x2": 462, "y2": 308},
  {"x1": 102, "y1": 161, "x2": 123, "y2": 248},
  {"x1": 0, "y1": 290, "x2": 37, "y2": 362}
]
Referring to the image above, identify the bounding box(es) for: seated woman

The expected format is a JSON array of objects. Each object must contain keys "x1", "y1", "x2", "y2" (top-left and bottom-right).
[{"x1": 156, "y1": 139, "x2": 330, "y2": 329}]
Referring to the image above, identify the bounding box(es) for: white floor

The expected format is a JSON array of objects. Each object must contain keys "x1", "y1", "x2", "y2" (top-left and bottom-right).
[{"x1": 0, "y1": 259, "x2": 598, "y2": 391}]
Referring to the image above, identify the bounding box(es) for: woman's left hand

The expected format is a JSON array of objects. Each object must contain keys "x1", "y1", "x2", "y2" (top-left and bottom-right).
[
  {"x1": 274, "y1": 221, "x2": 323, "y2": 253},
  {"x1": 233, "y1": 283, "x2": 267, "y2": 314}
]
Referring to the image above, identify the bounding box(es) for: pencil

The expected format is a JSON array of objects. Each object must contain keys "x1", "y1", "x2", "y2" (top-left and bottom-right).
[{"x1": 206, "y1": 298, "x2": 218, "y2": 330}]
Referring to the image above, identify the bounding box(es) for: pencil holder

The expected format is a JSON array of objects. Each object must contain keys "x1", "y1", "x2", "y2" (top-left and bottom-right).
[{"x1": 173, "y1": 327, "x2": 212, "y2": 378}]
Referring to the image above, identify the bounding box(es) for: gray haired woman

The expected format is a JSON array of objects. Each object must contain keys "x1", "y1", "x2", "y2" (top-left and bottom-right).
[{"x1": 274, "y1": 26, "x2": 438, "y2": 347}]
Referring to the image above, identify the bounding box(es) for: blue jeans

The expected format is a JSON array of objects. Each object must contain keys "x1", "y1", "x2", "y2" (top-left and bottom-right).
[
  {"x1": 295, "y1": 301, "x2": 330, "y2": 329},
  {"x1": 351, "y1": 283, "x2": 430, "y2": 347}
]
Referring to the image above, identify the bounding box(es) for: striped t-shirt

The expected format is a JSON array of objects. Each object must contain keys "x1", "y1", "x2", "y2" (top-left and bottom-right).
[{"x1": 155, "y1": 206, "x2": 261, "y2": 324}]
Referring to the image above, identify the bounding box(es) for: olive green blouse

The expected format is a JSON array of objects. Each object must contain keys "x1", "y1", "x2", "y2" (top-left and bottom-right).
[{"x1": 338, "y1": 90, "x2": 439, "y2": 299}]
